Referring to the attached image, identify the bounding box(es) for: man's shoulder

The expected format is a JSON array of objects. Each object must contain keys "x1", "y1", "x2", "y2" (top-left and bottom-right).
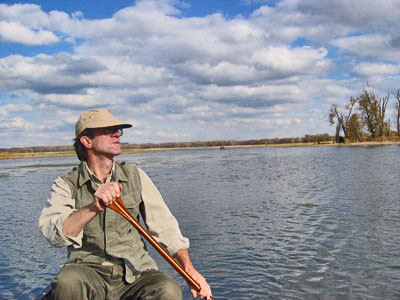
[
  {"x1": 115, "y1": 161, "x2": 138, "y2": 171},
  {"x1": 61, "y1": 163, "x2": 82, "y2": 179},
  {"x1": 115, "y1": 161, "x2": 142, "y2": 180}
]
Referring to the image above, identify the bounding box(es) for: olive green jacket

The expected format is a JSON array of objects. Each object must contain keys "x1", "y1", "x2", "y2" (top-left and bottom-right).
[{"x1": 39, "y1": 161, "x2": 189, "y2": 283}]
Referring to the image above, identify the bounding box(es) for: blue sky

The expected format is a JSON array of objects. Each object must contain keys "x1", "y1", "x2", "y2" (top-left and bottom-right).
[{"x1": 1, "y1": 0, "x2": 400, "y2": 148}]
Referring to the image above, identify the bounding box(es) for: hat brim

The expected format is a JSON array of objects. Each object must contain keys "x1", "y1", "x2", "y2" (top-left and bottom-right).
[{"x1": 86, "y1": 122, "x2": 132, "y2": 130}]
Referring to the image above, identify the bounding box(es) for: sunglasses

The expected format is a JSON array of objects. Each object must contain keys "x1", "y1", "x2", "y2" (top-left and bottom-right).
[{"x1": 103, "y1": 127, "x2": 124, "y2": 136}]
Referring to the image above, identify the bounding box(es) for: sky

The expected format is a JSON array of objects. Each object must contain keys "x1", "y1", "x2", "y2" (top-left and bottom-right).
[{"x1": 1, "y1": 0, "x2": 400, "y2": 148}]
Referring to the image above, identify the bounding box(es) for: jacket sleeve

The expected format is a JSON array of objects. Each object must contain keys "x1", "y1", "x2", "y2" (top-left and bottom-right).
[
  {"x1": 38, "y1": 177, "x2": 83, "y2": 248},
  {"x1": 138, "y1": 167, "x2": 190, "y2": 256}
]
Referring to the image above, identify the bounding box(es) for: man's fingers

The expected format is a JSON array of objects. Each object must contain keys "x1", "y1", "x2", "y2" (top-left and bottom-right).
[
  {"x1": 109, "y1": 182, "x2": 120, "y2": 195},
  {"x1": 95, "y1": 182, "x2": 122, "y2": 206}
]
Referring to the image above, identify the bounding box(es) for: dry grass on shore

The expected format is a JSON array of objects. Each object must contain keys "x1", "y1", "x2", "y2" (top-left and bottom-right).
[
  {"x1": 0, "y1": 151, "x2": 76, "y2": 160},
  {"x1": 0, "y1": 148, "x2": 166, "y2": 160},
  {"x1": 271, "y1": 140, "x2": 400, "y2": 148}
]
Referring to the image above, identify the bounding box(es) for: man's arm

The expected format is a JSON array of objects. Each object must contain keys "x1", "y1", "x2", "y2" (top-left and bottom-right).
[
  {"x1": 138, "y1": 167, "x2": 190, "y2": 254},
  {"x1": 39, "y1": 177, "x2": 83, "y2": 247},
  {"x1": 39, "y1": 177, "x2": 122, "y2": 246},
  {"x1": 174, "y1": 249, "x2": 213, "y2": 299},
  {"x1": 138, "y1": 167, "x2": 212, "y2": 298},
  {"x1": 61, "y1": 203, "x2": 100, "y2": 237},
  {"x1": 62, "y1": 182, "x2": 122, "y2": 236}
]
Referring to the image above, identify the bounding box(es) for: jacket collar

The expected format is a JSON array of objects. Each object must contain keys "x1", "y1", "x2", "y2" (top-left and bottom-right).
[{"x1": 78, "y1": 161, "x2": 128, "y2": 187}]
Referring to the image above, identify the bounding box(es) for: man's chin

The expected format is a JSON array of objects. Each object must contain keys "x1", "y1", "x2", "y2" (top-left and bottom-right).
[
  {"x1": 113, "y1": 146, "x2": 122, "y2": 156},
  {"x1": 106, "y1": 144, "x2": 121, "y2": 157}
]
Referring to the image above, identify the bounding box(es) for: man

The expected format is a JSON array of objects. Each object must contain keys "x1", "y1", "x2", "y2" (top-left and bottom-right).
[{"x1": 39, "y1": 109, "x2": 212, "y2": 300}]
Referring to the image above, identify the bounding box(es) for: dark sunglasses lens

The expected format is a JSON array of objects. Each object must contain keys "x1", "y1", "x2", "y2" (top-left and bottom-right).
[{"x1": 104, "y1": 127, "x2": 123, "y2": 135}]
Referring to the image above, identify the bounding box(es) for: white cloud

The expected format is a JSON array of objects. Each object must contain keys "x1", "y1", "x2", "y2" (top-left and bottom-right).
[
  {"x1": 0, "y1": 21, "x2": 59, "y2": 45},
  {"x1": 0, "y1": 117, "x2": 31, "y2": 129},
  {"x1": 155, "y1": 130, "x2": 189, "y2": 139},
  {"x1": 0, "y1": 4, "x2": 49, "y2": 27},
  {"x1": 352, "y1": 62, "x2": 400, "y2": 77},
  {"x1": 197, "y1": 84, "x2": 303, "y2": 108},
  {"x1": 0, "y1": 103, "x2": 33, "y2": 116},
  {"x1": 0, "y1": 54, "x2": 106, "y2": 94},
  {"x1": 276, "y1": 119, "x2": 291, "y2": 125},
  {"x1": 250, "y1": 46, "x2": 331, "y2": 75},
  {"x1": 251, "y1": 0, "x2": 400, "y2": 42},
  {"x1": 331, "y1": 34, "x2": 400, "y2": 61}
]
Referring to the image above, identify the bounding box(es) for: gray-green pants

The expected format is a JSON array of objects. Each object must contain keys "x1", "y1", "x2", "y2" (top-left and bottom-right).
[{"x1": 51, "y1": 263, "x2": 182, "y2": 300}]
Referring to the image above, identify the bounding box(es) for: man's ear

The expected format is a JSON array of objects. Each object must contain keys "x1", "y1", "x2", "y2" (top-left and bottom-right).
[{"x1": 80, "y1": 136, "x2": 92, "y2": 148}]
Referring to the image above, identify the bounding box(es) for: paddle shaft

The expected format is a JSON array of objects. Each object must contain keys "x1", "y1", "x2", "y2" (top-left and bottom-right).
[{"x1": 108, "y1": 197, "x2": 214, "y2": 300}]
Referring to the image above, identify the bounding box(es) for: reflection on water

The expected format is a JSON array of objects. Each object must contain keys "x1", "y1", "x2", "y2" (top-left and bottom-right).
[{"x1": 1, "y1": 146, "x2": 400, "y2": 299}]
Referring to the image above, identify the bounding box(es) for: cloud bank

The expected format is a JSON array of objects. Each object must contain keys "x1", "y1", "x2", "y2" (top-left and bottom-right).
[{"x1": 1, "y1": 0, "x2": 400, "y2": 147}]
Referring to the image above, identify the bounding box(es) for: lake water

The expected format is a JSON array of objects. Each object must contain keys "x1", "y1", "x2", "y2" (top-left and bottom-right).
[{"x1": 0, "y1": 145, "x2": 399, "y2": 300}]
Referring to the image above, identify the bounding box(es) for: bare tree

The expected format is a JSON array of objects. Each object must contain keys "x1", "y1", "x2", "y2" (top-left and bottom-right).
[
  {"x1": 378, "y1": 93, "x2": 390, "y2": 136},
  {"x1": 328, "y1": 104, "x2": 344, "y2": 142},
  {"x1": 328, "y1": 97, "x2": 361, "y2": 142},
  {"x1": 344, "y1": 97, "x2": 358, "y2": 139},
  {"x1": 394, "y1": 89, "x2": 400, "y2": 136}
]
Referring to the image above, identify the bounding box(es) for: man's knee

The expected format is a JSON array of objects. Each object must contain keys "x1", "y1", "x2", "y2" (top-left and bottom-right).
[
  {"x1": 128, "y1": 271, "x2": 182, "y2": 300},
  {"x1": 52, "y1": 264, "x2": 105, "y2": 300},
  {"x1": 158, "y1": 275, "x2": 182, "y2": 300},
  {"x1": 53, "y1": 265, "x2": 82, "y2": 290}
]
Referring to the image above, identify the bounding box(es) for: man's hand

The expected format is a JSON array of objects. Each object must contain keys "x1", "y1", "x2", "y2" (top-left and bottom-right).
[
  {"x1": 92, "y1": 182, "x2": 122, "y2": 212},
  {"x1": 174, "y1": 249, "x2": 213, "y2": 299},
  {"x1": 186, "y1": 267, "x2": 212, "y2": 299}
]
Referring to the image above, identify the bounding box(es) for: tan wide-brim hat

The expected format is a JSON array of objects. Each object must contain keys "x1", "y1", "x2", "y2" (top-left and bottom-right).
[{"x1": 75, "y1": 109, "x2": 132, "y2": 137}]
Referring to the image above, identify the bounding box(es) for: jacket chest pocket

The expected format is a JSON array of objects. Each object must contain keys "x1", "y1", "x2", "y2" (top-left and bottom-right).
[
  {"x1": 106, "y1": 191, "x2": 142, "y2": 235},
  {"x1": 121, "y1": 190, "x2": 142, "y2": 214}
]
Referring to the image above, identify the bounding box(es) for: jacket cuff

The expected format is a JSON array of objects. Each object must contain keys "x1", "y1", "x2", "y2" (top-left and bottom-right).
[
  {"x1": 55, "y1": 210, "x2": 83, "y2": 248},
  {"x1": 166, "y1": 237, "x2": 190, "y2": 257}
]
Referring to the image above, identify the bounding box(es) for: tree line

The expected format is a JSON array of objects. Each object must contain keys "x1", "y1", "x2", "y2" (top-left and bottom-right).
[
  {"x1": 122, "y1": 134, "x2": 332, "y2": 150},
  {"x1": 328, "y1": 86, "x2": 400, "y2": 142},
  {"x1": 0, "y1": 134, "x2": 334, "y2": 154}
]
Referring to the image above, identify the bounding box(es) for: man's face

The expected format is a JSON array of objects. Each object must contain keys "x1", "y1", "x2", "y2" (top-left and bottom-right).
[{"x1": 90, "y1": 126, "x2": 123, "y2": 158}]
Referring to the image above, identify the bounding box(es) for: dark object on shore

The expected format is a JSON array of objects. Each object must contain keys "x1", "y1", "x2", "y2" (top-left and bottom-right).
[{"x1": 220, "y1": 146, "x2": 225, "y2": 150}]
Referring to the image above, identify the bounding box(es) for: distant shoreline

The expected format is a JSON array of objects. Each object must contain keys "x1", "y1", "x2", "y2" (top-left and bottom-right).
[
  {"x1": 271, "y1": 140, "x2": 400, "y2": 147},
  {"x1": 1, "y1": 140, "x2": 400, "y2": 160}
]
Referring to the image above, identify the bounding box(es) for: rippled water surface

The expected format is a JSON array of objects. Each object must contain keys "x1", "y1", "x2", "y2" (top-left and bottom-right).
[{"x1": 1, "y1": 146, "x2": 400, "y2": 299}]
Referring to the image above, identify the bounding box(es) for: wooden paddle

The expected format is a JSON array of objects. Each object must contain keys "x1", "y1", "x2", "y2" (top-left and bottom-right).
[{"x1": 108, "y1": 197, "x2": 214, "y2": 300}]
